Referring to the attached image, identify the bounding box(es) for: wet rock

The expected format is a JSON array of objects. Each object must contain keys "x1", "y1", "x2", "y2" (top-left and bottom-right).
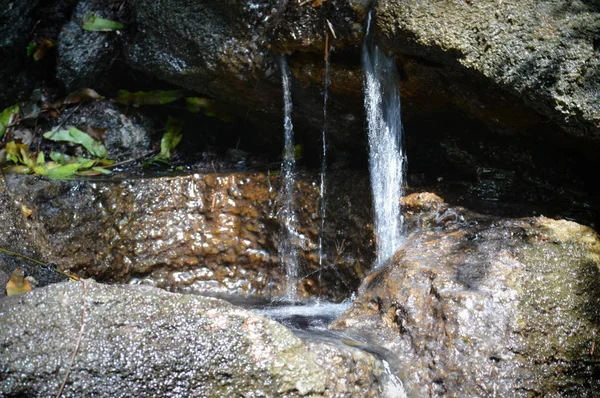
[
  {"x1": 0, "y1": 185, "x2": 67, "y2": 298},
  {"x1": 5, "y1": 171, "x2": 373, "y2": 301},
  {"x1": 123, "y1": 0, "x2": 368, "y2": 162},
  {"x1": 332, "y1": 194, "x2": 600, "y2": 397},
  {"x1": 50, "y1": 100, "x2": 153, "y2": 160},
  {"x1": 0, "y1": 1, "x2": 36, "y2": 108},
  {"x1": 0, "y1": 280, "x2": 386, "y2": 397},
  {"x1": 375, "y1": 0, "x2": 600, "y2": 138},
  {"x1": 56, "y1": 0, "x2": 125, "y2": 91}
]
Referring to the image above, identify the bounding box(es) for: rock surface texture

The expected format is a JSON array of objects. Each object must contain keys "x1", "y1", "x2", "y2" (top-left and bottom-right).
[
  {"x1": 5, "y1": 171, "x2": 373, "y2": 301},
  {"x1": 0, "y1": 280, "x2": 387, "y2": 397},
  {"x1": 375, "y1": 0, "x2": 600, "y2": 138},
  {"x1": 332, "y1": 193, "x2": 600, "y2": 397}
]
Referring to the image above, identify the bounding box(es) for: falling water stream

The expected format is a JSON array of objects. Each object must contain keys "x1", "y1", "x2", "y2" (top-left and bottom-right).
[
  {"x1": 268, "y1": 17, "x2": 407, "y2": 397},
  {"x1": 363, "y1": 12, "x2": 406, "y2": 265},
  {"x1": 279, "y1": 56, "x2": 299, "y2": 299},
  {"x1": 317, "y1": 37, "x2": 330, "y2": 297}
]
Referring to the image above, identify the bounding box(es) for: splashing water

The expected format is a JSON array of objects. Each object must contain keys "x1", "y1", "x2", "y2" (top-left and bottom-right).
[
  {"x1": 317, "y1": 39, "x2": 331, "y2": 297},
  {"x1": 279, "y1": 56, "x2": 299, "y2": 299},
  {"x1": 363, "y1": 12, "x2": 406, "y2": 265}
]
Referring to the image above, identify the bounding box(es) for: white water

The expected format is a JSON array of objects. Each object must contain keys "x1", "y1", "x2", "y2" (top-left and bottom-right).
[
  {"x1": 279, "y1": 57, "x2": 299, "y2": 299},
  {"x1": 363, "y1": 12, "x2": 406, "y2": 265},
  {"x1": 317, "y1": 45, "x2": 330, "y2": 296}
]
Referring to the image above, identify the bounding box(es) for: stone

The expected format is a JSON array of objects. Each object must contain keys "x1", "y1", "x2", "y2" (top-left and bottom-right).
[
  {"x1": 375, "y1": 0, "x2": 600, "y2": 138},
  {"x1": 56, "y1": 0, "x2": 125, "y2": 91},
  {"x1": 0, "y1": 0, "x2": 36, "y2": 108},
  {"x1": 49, "y1": 100, "x2": 153, "y2": 160},
  {"x1": 0, "y1": 280, "x2": 386, "y2": 397},
  {"x1": 4, "y1": 171, "x2": 374, "y2": 301},
  {"x1": 0, "y1": 184, "x2": 67, "y2": 298},
  {"x1": 332, "y1": 194, "x2": 600, "y2": 397}
]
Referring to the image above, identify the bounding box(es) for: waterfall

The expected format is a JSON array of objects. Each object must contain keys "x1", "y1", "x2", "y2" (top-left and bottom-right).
[
  {"x1": 317, "y1": 36, "x2": 330, "y2": 297},
  {"x1": 362, "y1": 12, "x2": 406, "y2": 265},
  {"x1": 279, "y1": 56, "x2": 299, "y2": 299}
]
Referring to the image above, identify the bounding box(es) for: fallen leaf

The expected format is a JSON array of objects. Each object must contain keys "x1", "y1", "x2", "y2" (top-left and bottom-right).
[
  {"x1": 312, "y1": 0, "x2": 327, "y2": 7},
  {"x1": 82, "y1": 14, "x2": 123, "y2": 31},
  {"x1": 116, "y1": 90, "x2": 185, "y2": 107},
  {"x1": 158, "y1": 116, "x2": 183, "y2": 159},
  {"x1": 64, "y1": 88, "x2": 105, "y2": 105},
  {"x1": 33, "y1": 40, "x2": 54, "y2": 62},
  {"x1": 6, "y1": 267, "x2": 32, "y2": 296},
  {"x1": 43, "y1": 127, "x2": 108, "y2": 158},
  {"x1": 46, "y1": 163, "x2": 81, "y2": 180},
  {"x1": 0, "y1": 105, "x2": 20, "y2": 139},
  {"x1": 20, "y1": 204, "x2": 33, "y2": 218}
]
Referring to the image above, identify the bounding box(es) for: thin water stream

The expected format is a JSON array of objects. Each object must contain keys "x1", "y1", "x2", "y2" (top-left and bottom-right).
[
  {"x1": 279, "y1": 56, "x2": 299, "y2": 299},
  {"x1": 317, "y1": 38, "x2": 330, "y2": 297}
]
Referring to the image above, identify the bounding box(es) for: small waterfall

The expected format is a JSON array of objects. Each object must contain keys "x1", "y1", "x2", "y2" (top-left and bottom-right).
[
  {"x1": 317, "y1": 34, "x2": 331, "y2": 297},
  {"x1": 279, "y1": 56, "x2": 299, "y2": 299},
  {"x1": 362, "y1": 12, "x2": 406, "y2": 265}
]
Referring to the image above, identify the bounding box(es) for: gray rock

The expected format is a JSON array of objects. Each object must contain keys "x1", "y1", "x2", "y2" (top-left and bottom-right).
[
  {"x1": 375, "y1": 0, "x2": 600, "y2": 138},
  {"x1": 0, "y1": 0, "x2": 35, "y2": 108},
  {"x1": 56, "y1": 0, "x2": 124, "y2": 91},
  {"x1": 332, "y1": 193, "x2": 600, "y2": 397},
  {"x1": 0, "y1": 280, "x2": 386, "y2": 397},
  {"x1": 123, "y1": 0, "x2": 367, "y2": 157},
  {"x1": 52, "y1": 100, "x2": 153, "y2": 160}
]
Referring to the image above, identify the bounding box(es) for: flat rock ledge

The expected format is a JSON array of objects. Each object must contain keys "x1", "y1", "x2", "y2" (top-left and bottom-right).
[{"x1": 0, "y1": 281, "x2": 386, "y2": 397}]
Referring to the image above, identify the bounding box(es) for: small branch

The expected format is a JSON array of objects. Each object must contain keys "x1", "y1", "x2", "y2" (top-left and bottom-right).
[
  {"x1": 56, "y1": 279, "x2": 88, "y2": 398},
  {"x1": 324, "y1": 31, "x2": 329, "y2": 62},
  {"x1": 326, "y1": 19, "x2": 337, "y2": 39},
  {"x1": 104, "y1": 150, "x2": 156, "y2": 169}
]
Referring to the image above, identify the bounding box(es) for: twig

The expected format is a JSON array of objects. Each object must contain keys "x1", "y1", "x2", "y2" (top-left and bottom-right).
[
  {"x1": 104, "y1": 150, "x2": 156, "y2": 169},
  {"x1": 56, "y1": 279, "x2": 88, "y2": 398},
  {"x1": 326, "y1": 19, "x2": 337, "y2": 39},
  {"x1": 52, "y1": 103, "x2": 82, "y2": 133},
  {"x1": 0, "y1": 247, "x2": 79, "y2": 281},
  {"x1": 324, "y1": 31, "x2": 329, "y2": 62}
]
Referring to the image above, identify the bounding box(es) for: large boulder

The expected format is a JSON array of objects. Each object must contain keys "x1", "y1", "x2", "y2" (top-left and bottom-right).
[
  {"x1": 56, "y1": 0, "x2": 126, "y2": 91},
  {"x1": 374, "y1": 0, "x2": 600, "y2": 139},
  {"x1": 123, "y1": 0, "x2": 368, "y2": 161},
  {"x1": 332, "y1": 193, "x2": 600, "y2": 397},
  {"x1": 0, "y1": 280, "x2": 388, "y2": 397},
  {"x1": 5, "y1": 171, "x2": 373, "y2": 301},
  {"x1": 0, "y1": 0, "x2": 36, "y2": 108}
]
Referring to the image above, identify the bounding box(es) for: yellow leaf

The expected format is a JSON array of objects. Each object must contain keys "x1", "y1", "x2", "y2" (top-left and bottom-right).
[
  {"x1": 20, "y1": 204, "x2": 33, "y2": 218},
  {"x1": 6, "y1": 267, "x2": 32, "y2": 296}
]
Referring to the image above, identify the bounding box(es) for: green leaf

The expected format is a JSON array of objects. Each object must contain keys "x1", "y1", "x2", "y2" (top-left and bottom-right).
[
  {"x1": 185, "y1": 97, "x2": 210, "y2": 113},
  {"x1": 32, "y1": 165, "x2": 48, "y2": 176},
  {"x1": 82, "y1": 14, "x2": 123, "y2": 31},
  {"x1": 47, "y1": 163, "x2": 81, "y2": 180},
  {"x1": 43, "y1": 127, "x2": 107, "y2": 158},
  {"x1": 92, "y1": 166, "x2": 111, "y2": 174},
  {"x1": 116, "y1": 90, "x2": 185, "y2": 107},
  {"x1": 26, "y1": 42, "x2": 37, "y2": 57},
  {"x1": 158, "y1": 117, "x2": 183, "y2": 159},
  {"x1": 36, "y1": 151, "x2": 45, "y2": 166},
  {"x1": 0, "y1": 105, "x2": 19, "y2": 139}
]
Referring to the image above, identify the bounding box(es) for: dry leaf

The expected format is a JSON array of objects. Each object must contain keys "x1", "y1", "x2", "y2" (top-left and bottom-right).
[
  {"x1": 6, "y1": 267, "x2": 32, "y2": 296},
  {"x1": 64, "y1": 88, "x2": 105, "y2": 105},
  {"x1": 20, "y1": 204, "x2": 33, "y2": 218},
  {"x1": 312, "y1": 0, "x2": 327, "y2": 7},
  {"x1": 33, "y1": 40, "x2": 54, "y2": 62}
]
